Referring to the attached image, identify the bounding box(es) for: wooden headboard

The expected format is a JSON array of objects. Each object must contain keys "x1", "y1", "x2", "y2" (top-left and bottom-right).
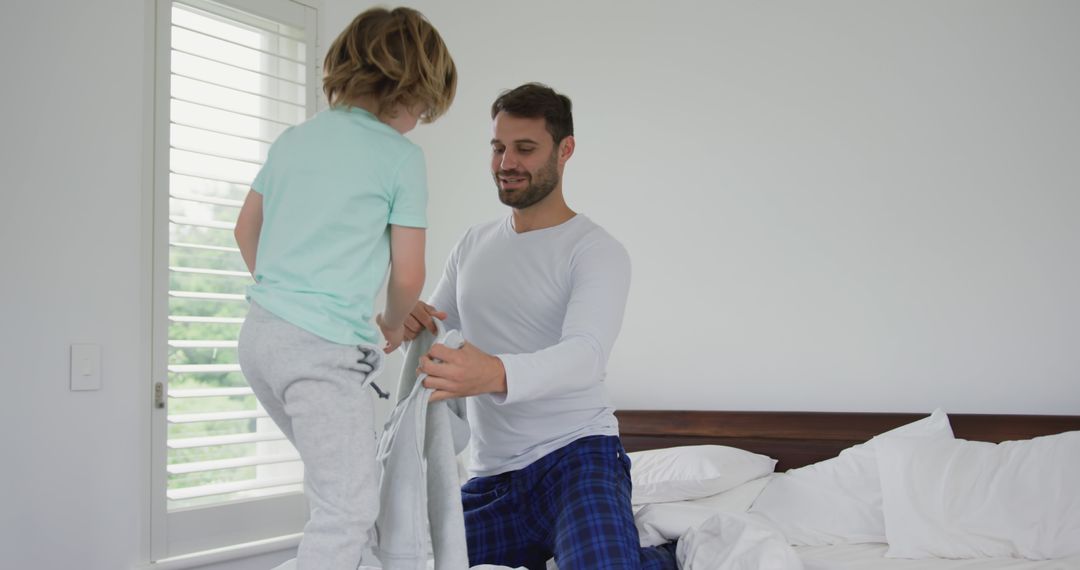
[{"x1": 615, "y1": 410, "x2": 1080, "y2": 471}]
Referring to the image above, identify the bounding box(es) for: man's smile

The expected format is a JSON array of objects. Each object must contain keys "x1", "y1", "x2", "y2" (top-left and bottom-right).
[{"x1": 498, "y1": 173, "x2": 528, "y2": 189}]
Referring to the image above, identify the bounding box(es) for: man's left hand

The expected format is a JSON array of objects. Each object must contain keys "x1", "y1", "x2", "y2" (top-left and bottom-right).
[{"x1": 419, "y1": 341, "x2": 507, "y2": 402}]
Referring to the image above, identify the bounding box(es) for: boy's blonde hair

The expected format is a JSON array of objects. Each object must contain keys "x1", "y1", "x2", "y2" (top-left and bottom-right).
[{"x1": 323, "y1": 7, "x2": 456, "y2": 123}]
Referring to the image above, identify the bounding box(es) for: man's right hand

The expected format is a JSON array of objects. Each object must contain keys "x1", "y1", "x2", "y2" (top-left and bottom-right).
[{"x1": 403, "y1": 301, "x2": 448, "y2": 341}]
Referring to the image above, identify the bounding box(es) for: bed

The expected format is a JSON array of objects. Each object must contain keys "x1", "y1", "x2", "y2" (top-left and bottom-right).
[
  {"x1": 616, "y1": 409, "x2": 1080, "y2": 468},
  {"x1": 615, "y1": 409, "x2": 1080, "y2": 570}
]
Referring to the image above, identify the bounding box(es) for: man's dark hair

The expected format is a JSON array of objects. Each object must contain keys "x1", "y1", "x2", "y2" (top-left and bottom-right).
[{"x1": 491, "y1": 83, "x2": 574, "y2": 144}]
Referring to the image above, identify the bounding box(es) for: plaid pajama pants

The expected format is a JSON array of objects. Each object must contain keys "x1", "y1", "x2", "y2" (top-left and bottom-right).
[{"x1": 461, "y1": 435, "x2": 678, "y2": 570}]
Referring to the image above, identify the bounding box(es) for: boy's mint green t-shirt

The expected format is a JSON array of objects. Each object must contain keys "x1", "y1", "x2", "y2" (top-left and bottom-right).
[{"x1": 247, "y1": 106, "x2": 427, "y2": 345}]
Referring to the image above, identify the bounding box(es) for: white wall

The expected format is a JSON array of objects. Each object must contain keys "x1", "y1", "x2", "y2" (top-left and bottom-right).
[
  {"x1": 1, "y1": 1, "x2": 1077, "y2": 569},
  {"x1": 403, "y1": 0, "x2": 1080, "y2": 414},
  {"x1": 1, "y1": 0, "x2": 152, "y2": 568}
]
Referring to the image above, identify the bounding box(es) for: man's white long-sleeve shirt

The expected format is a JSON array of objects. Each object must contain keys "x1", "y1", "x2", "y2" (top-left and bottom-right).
[{"x1": 430, "y1": 214, "x2": 631, "y2": 477}]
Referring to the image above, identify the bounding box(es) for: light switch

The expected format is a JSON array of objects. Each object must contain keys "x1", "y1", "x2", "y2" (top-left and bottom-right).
[{"x1": 71, "y1": 344, "x2": 101, "y2": 391}]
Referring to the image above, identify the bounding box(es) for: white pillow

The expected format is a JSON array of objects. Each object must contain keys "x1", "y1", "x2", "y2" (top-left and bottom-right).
[
  {"x1": 629, "y1": 445, "x2": 777, "y2": 504},
  {"x1": 635, "y1": 475, "x2": 775, "y2": 547},
  {"x1": 877, "y1": 431, "x2": 1080, "y2": 560},
  {"x1": 748, "y1": 409, "x2": 953, "y2": 545}
]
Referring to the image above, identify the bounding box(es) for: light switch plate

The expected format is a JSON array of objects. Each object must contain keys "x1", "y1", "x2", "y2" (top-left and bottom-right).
[{"x1": 71, "y1": 343, "x2": 101, "y2": 391}]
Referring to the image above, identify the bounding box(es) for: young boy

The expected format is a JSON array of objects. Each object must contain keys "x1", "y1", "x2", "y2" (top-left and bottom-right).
[{"x1": 233, "y1": 7, "x2": 456, "y2": 569}]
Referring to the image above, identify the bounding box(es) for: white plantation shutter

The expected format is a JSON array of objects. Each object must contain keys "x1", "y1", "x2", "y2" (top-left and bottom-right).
[{"x1": 151, "y1": 0, "x2": 318, "y2": 559}]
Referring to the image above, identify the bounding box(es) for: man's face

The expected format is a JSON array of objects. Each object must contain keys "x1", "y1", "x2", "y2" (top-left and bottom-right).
[{"x1": 490, "y1": 112, "x2": 561, "y2": 209}]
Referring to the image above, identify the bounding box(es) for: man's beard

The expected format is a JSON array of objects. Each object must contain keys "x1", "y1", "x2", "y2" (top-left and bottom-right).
[{"x1": 494, "y1": 149, "x2": 559, "y2": 209}]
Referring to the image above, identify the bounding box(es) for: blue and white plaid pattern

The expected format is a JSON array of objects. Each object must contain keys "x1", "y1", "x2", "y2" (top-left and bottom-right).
[{"x1": 462, "y1": 435, "x2": 678, "y2": 570}]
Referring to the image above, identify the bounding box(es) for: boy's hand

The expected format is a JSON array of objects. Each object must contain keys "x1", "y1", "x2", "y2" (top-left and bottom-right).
[
  {"x1": 376, "y1": 313, "x2": 405, "y2": 354},
  {"x1": 403, "y1": 301, "x2": 448, "y2": 341}
]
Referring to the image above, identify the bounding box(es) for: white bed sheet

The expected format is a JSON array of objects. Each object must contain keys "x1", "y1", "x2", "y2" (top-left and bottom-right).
[{"x1": 796, "y1": 544, "x2": 1080, "y2": 570}]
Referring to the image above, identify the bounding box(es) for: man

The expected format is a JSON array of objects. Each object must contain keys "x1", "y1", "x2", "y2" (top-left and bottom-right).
[{"x1": 404, "y1": 83, "x2": 677, "y2": 570}]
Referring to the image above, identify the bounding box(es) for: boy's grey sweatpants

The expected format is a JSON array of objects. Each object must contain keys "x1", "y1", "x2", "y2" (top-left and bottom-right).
[{"x1": 238, "y1": 301, "x2": 384, "y2": 570}]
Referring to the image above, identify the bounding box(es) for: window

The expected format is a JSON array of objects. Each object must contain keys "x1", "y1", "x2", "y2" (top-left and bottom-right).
[{"x1": 150, "y1": 0, "x2": 317, "y2": 559}]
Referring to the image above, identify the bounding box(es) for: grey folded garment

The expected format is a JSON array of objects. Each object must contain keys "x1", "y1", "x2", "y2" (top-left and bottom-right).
[{"x1": 374, "y1": 319, "x2": 470, "y2": 570}]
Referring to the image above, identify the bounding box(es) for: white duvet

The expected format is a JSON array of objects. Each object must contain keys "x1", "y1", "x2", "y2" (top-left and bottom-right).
[
  {"x1": 676, "y1": 512, "x2": 803, "y2": 570},
  {"x1": 354, "y1": 511, "x2": 801, "y2": 570},
  {"x1": 356, "y1": 561, "x2": 520, "y2": 565}
]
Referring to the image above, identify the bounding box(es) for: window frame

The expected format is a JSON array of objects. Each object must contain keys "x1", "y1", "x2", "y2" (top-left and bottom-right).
[{"x1": 148, "y1": 0, "x2": 321, "y2": 562}]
